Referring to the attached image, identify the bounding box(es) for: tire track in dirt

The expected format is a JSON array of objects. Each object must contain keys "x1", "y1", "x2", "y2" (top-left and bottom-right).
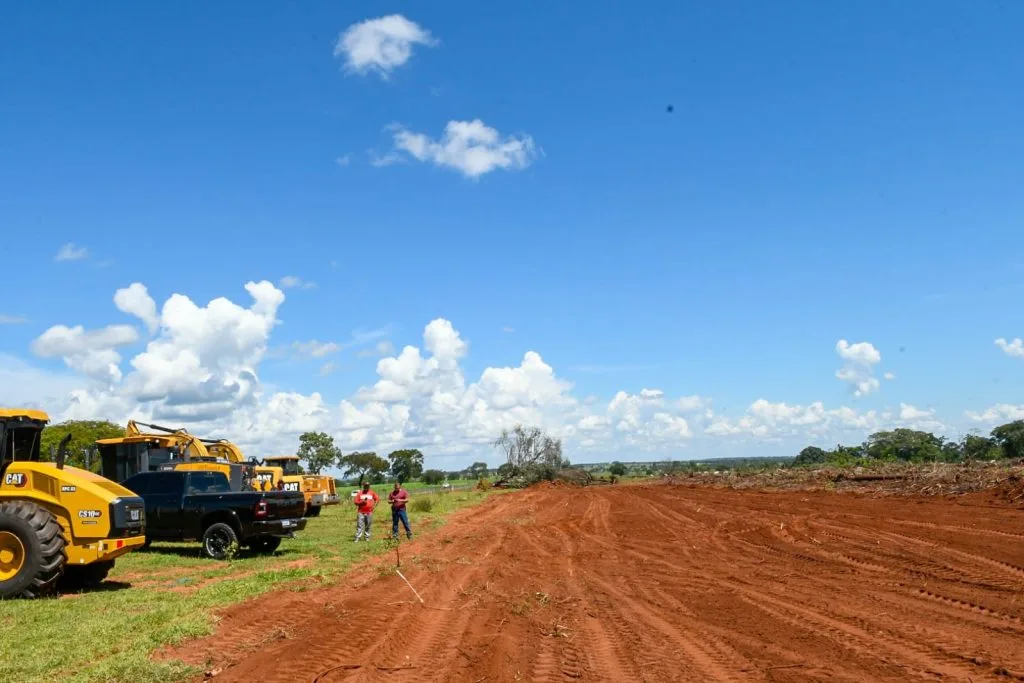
[{"x1": 163, "y1": 483, "x2": 1024, "y2": 682}]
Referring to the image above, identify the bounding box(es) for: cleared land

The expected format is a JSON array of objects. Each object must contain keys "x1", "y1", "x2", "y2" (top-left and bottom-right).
[{"x1": 165, "y1": 481, "x2": 1024, "y2": 682}]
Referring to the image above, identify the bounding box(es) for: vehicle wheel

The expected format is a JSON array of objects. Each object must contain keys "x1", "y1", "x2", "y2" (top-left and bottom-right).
[
  {"x1": 248, "y1": 536, "x2": 282, "y2": 554},
  {"x1": 58, "y1": 560, "x2": 114, "y2": 592},
  {"x1": 305, "y1": 505, "x2": 322, "y2": 518},
  {"x1": 202, "y1": 522, "x2": 240, "y2": 560},
  {"x1": 142, "y1": 538, "x2": 152, "y2": 550},
  {"x1": 0, "y1": 500, "x2": 68, "y2": 599}
]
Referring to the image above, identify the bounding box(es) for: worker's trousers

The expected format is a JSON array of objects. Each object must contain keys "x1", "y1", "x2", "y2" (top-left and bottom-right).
[{"x1": 355, "y1": 512, "x2": 373, "y2": 540}]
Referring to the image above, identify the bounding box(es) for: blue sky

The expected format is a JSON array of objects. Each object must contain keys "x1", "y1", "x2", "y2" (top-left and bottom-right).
[{"x1": 1, "y1": 2, "x2": 1022, "y2": 467}]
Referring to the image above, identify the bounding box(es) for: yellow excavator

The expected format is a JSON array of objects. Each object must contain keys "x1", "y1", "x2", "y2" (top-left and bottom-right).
[
  {"x1": 95, "y1": 421, "x2": 256, "y2": 491},
  {"x1": 262, "y1": 455, "x2": 339, "y2": 517},
  {"x1": 1, "y1": 408, "x2": 146, "y2": 598},
  {"x1": 203, "y1": 439, "x2": 281, "y2": 491}
]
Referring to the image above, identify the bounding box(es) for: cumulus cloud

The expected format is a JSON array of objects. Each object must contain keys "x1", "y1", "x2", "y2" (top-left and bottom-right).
[
  {"x1": 8, "y1": 280, "x2": 977, "y2": 467},
  {"x1": 334, "y1": 15, "x2": 437, "y2": 79},
  {"x1": 55, "y1": 243, "x2": 88, "y2": 262},
  {"x1": 897, "y1": 403, "x2": 944, "y2": 431},
  {"x1": 705, "y1": 399, "x2": 882, "y2": 439},
  {"x1": 114, "y1": 283, "x2": 159, "y2": 334},
  {"x1": 31, "y1": 323, "x2": 139, "y2": 384},
  {"x1": 382, "y1": 120, "x2": 538, "y2": 178},
  {"x1": 966, "y1": 403, "x2": 1024, "y2": 423},
  {"x1": 995, "y1": 337, "x2": 1024, "y2": 358},
  {"x1": 835, "y1": 339, "x2": 883, "y2": 397},
  {"x1": 279, "y1": 275, "x2": 316, "y2": 290}
]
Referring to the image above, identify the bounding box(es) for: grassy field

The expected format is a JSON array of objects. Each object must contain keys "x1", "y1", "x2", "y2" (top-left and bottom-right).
[{"x1": 0, "y1": 490, "x2": 492, "y2": 683}]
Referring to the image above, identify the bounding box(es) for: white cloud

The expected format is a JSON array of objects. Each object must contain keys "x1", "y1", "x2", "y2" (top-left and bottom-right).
[
  {"x1": 0, "y1": 315, "x2": 28, "y2": 324},
  {"x1": 114, "y1": 283, "x2": 160, "y2": 334},
  {"x1": 383, "y1": 120, "x2": 538, "y2": 178},
  {"x1": 31, "y1": 323, "x2": 139, "y2": 384},
  {"x1": 6, "y1": 280, "x2": 983, "y2": 468},
  {"x1": 279, "y1": 275, "x2": 316, "y2": 290},
  {"x1": 335, "y1": 154, "x2": 352, "y2": 167},
  {"x1": 502, "y1": 326, "x2": 516, "y2": 334},
  {"x1": 55, "y1": 243, "x2": 88, "y2": 262},
  {"x1": 995, "y1": 337, "x2": 1024, "y2": 358},
  {"x1": 705, "y1": 399, "x2": 883, "y2": 440},
  {"x1": 883, "y1": 372, "x2": 896, "y2": 381},
  {"x1": 966, "y1": 404, "x2": 1024, "y2": 423},
  {"x1": 836, "y1": 339, "x2": 881, "y2": 365},
  {"x1": 835, "y1": 339, "x2": 883, "y2": 397},
  {"x1": 676, "y1": 395, "x2": 707, "y2": 412},
  {"x1": 334, "y1": 15, "x2": 437, "y2": 79},
  {"x1": 292, "y1": 340, "x2": 341, "y2": 358},
  {"x1": 897, "y1": 403, "x2": 944, "y2": 431}
]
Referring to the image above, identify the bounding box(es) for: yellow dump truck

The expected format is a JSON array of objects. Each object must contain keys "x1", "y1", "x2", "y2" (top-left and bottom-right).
[{"x1": 1, "y1": 408, "x2": 146, "y2": 598}]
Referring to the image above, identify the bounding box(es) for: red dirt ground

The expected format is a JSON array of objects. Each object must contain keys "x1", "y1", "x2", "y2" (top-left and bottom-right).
[{"x1": 164, "y1": 484, "x2": 1024, "y2": 682}]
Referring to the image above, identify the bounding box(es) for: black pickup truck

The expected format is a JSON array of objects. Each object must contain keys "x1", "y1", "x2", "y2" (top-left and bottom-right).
[{"x1": 120, "y1": 470, "x2": 307, "y2": 559}]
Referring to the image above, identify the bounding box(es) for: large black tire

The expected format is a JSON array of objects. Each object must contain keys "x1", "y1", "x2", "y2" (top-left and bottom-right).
[
  {"x1": 0, "y1": 500, "x2": 68, "y2": 599},
  {"x1": 248, "y1": 536, "x2": 282, "y2": 554},
  {"x1": 305, "y1": 505, "x2": 322, "y2": 518},
  {"x1": 202, "y1": 522, "x2": 240, "y2": 560},
  {"x1": 58, "y1": 560, "x2": 114, "y2": 592}
]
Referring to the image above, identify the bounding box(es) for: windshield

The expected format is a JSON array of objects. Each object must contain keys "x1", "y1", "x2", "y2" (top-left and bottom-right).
[{"x1": 2, "y1": 427, "x2": 41, "y2": 462}]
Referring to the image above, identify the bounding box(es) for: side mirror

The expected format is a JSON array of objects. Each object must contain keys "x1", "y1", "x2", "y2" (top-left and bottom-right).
[{"x1": 55, "y1": 434, "x2": 72, "y2": 470}]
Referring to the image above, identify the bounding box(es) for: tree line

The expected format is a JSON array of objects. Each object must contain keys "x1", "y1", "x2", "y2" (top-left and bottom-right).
[{"x1": 794, "y1": 419, "x2": 1024, "y2": 466}]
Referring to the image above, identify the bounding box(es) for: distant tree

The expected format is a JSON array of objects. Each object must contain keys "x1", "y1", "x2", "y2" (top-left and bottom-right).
[
  {"x1": 41, "y1": 420, "x2": 122, "y2": 472},
  {"x1": 387, "y1": 449, "x2": 425, "y2": 482},
  {"x1": 421, "y1": 469, "x2": 446, "y2": 485},
  {"x1": 496, "y1": 463, "x2": 515, "y2": 479},
  {"x1": 961, "y1": 433, "x2": 1001, "y2": 461},
  {"x1": 992, "y1": 421, "x2": 1024, "y2": 460},
  {"x1": 296, "y1": 431, "x2": 341, "y2": 474},
  {"x1": 466, "y1": 461, "x2": 489, "y2": 479},
  {"x1": 492, "y1": 424, "x2": 563, "y2": 478},
  {"x1": 609, "y1": 461, "x2": 627, "y2": 477},
  {"x1": 794, "y1": 446, "x2": 828, "y2": 466},
  {"x1": 865, "y1": 429, "x2": 944, "y2": 462},
  {"x1": 338, "y1": 451, "x2": 389, "y2": 483}
]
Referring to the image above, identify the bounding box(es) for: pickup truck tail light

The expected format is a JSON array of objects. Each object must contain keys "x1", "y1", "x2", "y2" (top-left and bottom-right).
[{"x1": 254, "y1": 499, "x2": 268, "y2": 519}]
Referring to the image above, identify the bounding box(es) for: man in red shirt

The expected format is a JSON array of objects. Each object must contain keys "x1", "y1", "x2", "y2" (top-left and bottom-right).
[
  {"x1": 353, "y1": 482, "x2": 379, "y2": 542},
  {"x1": 388, "y1": 481, "x2": 413, "y2": 540}
]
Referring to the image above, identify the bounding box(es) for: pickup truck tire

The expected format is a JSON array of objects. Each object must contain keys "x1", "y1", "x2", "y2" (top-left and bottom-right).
[
  {"x1": 0, "y1": 500, "x2": 68, "y2": 599},
  {"x1": 248, "y1": 536, "x2": 282, "y2": 554},
  {"x1": 202, "y1": 522, "x2": 240, "y2": 560},
  {"x1": 59, "y1": 560, "x2": 114, "y2": 592}
]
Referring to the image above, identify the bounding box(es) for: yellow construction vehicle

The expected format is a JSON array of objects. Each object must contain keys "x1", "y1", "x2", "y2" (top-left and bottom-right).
[
  {"x1": 95, "y1": 421, "x2": 256, "y2": 491},
  {"x1": 1, "y1": 408, "x2": 146, "y2": 598},
  {"x1": 261, "y1": 455, "x2": 339, "y2": 517},
  {"x1": 204, "y1": 439, "x2": 282, "y2": 492}
]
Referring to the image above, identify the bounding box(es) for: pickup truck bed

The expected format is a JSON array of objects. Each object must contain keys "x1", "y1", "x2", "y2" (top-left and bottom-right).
[{"x1": 121, "y1": 470, "x2": 308, "y2": 559}]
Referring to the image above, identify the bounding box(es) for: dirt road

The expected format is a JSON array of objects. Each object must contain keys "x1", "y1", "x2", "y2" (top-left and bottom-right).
[{"x1": 169, "y1": 484, "x2": 1024, "y2": 682}]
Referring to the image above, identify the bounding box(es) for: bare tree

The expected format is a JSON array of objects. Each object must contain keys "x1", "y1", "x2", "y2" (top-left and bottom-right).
[{"x1": 492, "y1": 424, "x2": 563, "y2": 476}]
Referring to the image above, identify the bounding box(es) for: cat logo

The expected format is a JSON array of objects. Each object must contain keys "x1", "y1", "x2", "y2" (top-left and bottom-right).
[
  {"x1": 61, "y1": 485, "x2": 77, "y2": 493},
  {"x1": 3, "y1": 472, "x2": 27, "y2": 487},
  {"x1": 283, "y1": 482, "x2": 300, "y2": 492},
  {"x1": 78, "y1": 509, "x2": 102, "y2": 519}
]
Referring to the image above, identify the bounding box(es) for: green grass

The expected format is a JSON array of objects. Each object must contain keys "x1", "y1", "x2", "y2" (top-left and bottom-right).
[{"x1": 0, "y1": 490, "x2": 491, "y2": 683}]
